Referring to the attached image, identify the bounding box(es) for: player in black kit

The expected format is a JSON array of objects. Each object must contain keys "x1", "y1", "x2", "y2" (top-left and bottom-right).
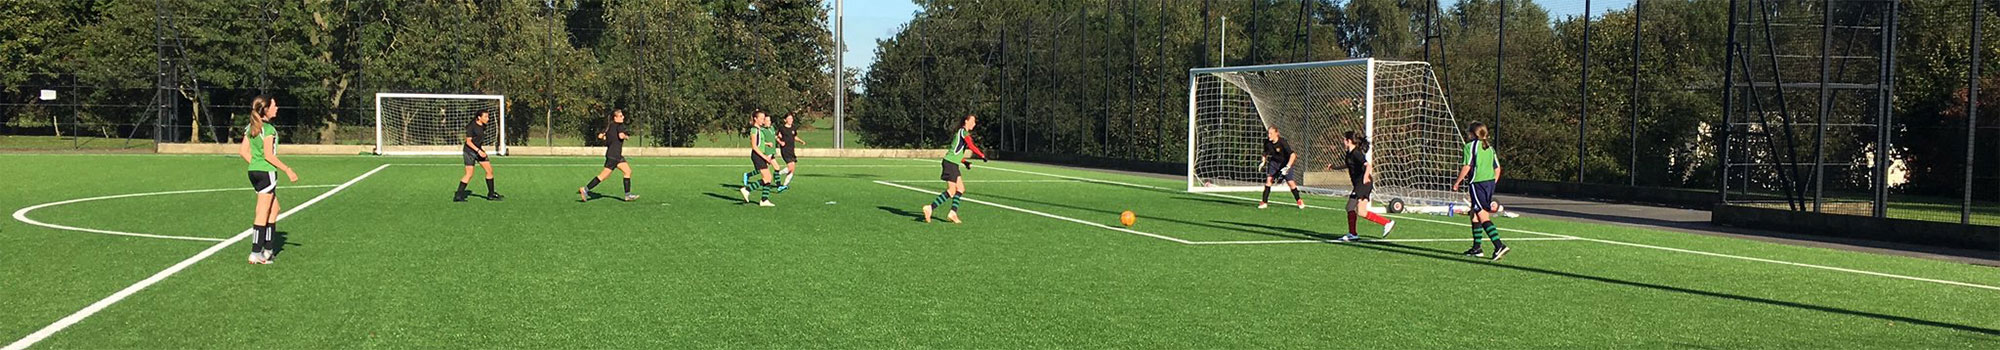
[
  {"x1": 1260, "y1": 127, "x2": 1304, "y2": 209},
  {"x1": 1334, "y1": 130, "x2": 1394, "y2": 241},
  {"x1": 774, "y1": 111, "x2": 805, "y2": 192},
  {"x1": 577, "y1": 108, "x2": 637, "y2": 202},
  {"x1": 455, "y1": 110, "x2": 501, "y2": 202}
]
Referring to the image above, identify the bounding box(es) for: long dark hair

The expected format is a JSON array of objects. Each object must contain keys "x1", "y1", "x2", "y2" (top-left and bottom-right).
[
  {"x1": 247, "y1": 95, "x2": 274, "y2": 138},
  {"x1": 606, "y1": 107, "x2": 624, "y2": 131},
  {"x1": 1468, "y1": 122, "x2": 1492, "y2": 149},
  {"x1": 1343, "y1": 130, "x2": 1369, "y2": 148}
]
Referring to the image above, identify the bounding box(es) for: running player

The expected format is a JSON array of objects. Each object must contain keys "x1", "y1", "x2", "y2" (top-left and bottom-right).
[
  {"x1": 1335, "y1": 131, "x2": 1394, "y2": 241},
  {"x1": 739, "y1": 110, "x2": 779, "y2": 206},
  {"x1": 1452, "y1": 122, "x2": 1508, "y2": 260},
  {"x1": 237, "y1": 95, "x2": 297, "y2": 264},
  {"x1": 1261, "y1": 127, "x2": 1305, "y2": 209},
  {"x1": 455, "y1": 110, "x2": 501, "y2": 202},
  {"x1": 773, "y1": 111, "x2": 805, "y2": 192},
  {"x1": 921, "y1": 114, "x2": 987, "y2": 223},
  {"x1": 577, "y1": 108, "x2": 637, "y2": 202}
]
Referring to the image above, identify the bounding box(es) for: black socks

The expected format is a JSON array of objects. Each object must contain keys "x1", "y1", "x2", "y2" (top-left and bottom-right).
[{"x1": 250, "y1": 225, "x2": 267, "y2": 254}]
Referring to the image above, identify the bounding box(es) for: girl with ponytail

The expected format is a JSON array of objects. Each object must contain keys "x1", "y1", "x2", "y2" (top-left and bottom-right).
[
  {"x1": 237, "y1": 95, "x2": 298, "y2": 264},
  {"x1": 1335, "y1": 130, "x2": 1394, "y2": 241},
  {"x1": 1452, "y1": 122, "x2": 1507, "y2": 261}
]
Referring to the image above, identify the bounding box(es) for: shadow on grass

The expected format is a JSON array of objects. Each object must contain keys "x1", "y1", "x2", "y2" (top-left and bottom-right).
[
  {"x1": 269, "y1": 231, "x2": 298, "y2": 259},
  {"x1": 1173, "y1": 196, "x2": 1250, "y2": 207},
  {"x1": 1334, "y1": 240, "x2": 2000, "y2": 337},
  {"x1": 1213, "y1": 220, "x2": 1342, "y2": 240},
  {"x1": 877, "y1": 206, "x2": 926, "y2": 222},
  {"x1": 703, "y1": 192, "x2": 747, "y2": 205},
  {"x1": 577, "y1": 191, "x2": 618, "y2": 202}
]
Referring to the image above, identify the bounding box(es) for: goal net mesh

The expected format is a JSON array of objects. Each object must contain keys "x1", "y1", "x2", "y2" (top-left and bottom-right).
[
  {"x1": 1189, "y1": 59, "x2": 1466, "y2": 208},
  {"x1": 375, "y1": 94, "x2": 505, "y2": 155}
]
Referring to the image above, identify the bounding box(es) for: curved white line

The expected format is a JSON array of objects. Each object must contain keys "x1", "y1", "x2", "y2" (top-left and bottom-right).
[{"x1": 11, "y1": 184, "x2": 340, "y2": 242}]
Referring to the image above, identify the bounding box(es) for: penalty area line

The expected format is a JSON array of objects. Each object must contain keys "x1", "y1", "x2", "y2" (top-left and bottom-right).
[
  {"x1": 390, "y1": 163, "x2": 927, "y2": 168},
  {"x1": 879, "y1": 179, "x2": 1081, "y2": 183},
  {"x1": 872, "y1": 180, "x2": 1196, "y2": 244},
  {"x1": 2, "y1": 164, "x2": 390, "y2": 350},
  {"x1": 1192, "y1": 237, "x2": 1582, "y2": 245},
  {"x1": 972, "y1": 163, "x2": 2000, "y2": 292}
]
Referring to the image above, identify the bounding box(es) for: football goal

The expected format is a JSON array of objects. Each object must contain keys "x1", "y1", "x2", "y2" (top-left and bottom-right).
[
  {"x1": 374, "y1": 93, "x2": 507, "y2": 156},
  {"x1": 1187, "y1": 58, "x2": 1467, "y2": 210}
]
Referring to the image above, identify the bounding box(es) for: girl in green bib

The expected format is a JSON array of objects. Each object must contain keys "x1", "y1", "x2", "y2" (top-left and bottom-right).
[
  {"x1": 1452, "y1": 122, "x2": 1507, "y2": 261},
  {"x1": 237, "y1": 95, "x2": 298, "y2": 264}
]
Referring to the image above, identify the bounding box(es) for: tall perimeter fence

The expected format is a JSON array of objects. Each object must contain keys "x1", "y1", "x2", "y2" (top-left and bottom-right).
[{"x1": 1, "y1": 1, "x2": 1995, "y2": 229}]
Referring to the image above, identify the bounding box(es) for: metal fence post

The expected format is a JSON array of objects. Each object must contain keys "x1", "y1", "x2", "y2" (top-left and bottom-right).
[
  {"x1": 1579, "y1": 0, "x2": 1592, "y2": 183},
  {"x1": 1874, "y1": 0, "x2": 1897, "y2": 218},
  {"x1": 1815, "y1": 0, "x2": 1832, "y2": 213},
  {"x1": 1968, "y1": 0, "x2": 1984, "y2": 224},
  {"x1": 1494, "y1": 0, "x2": 1507, "y2": 148},
  {"x1": 1721, "y1": 0, "x2": 1741, "y2": 203},
  {"x1": 1631, "y1": 0, "x2": 1644, "y2": 187}
]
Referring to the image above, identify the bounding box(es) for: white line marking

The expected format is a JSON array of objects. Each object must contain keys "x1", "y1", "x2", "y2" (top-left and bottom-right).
[
  {"x1": 872, "y1": 180, "x2": 1196, "y2": 244},
  {"x1": 11, "y1": 185, "x2": 342, "y2": 243},
  {"x1": 3, "y1": 164, "x2": 390, "y2": 350},
  {"x1": 880, "y1": 179, "x2": 1080, "y2": 183},
  {"x1": 391, "y1": 163, "x2": 925, "y2": 168},
  {"x1": 975, "y1": 163, "x2": 2000, "y2": 292},
  {"x1": 1192, "y1": 237, "x2": 1582, "y2": 245}
]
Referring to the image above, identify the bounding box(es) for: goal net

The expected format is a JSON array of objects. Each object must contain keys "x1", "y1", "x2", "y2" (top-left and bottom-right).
[
  {"x1": 1187, "y1": 58, "x2": 1467, "y2": 210},
  {"x1": 375, "y1": 93, "x2": 507, "y2": 156}
]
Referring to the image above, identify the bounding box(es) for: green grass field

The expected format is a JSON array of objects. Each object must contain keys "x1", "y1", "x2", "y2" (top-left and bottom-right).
[{"x1": 2, "y1": 154, "x2": 1997, "y2": 348}]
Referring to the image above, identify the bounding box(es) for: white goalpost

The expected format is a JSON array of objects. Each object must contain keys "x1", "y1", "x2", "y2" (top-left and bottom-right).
[
  {"x1": 1188, "y1": 58, "x2": 1467, "y2": 211},
  {"x1": 374, "y1": 93, "x2": 507, "y2": 156}
]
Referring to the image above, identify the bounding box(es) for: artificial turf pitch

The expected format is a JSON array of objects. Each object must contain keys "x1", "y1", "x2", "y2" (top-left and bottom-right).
[{"x1": 1, "y1": 154, "x2": 1996, "y2": 348}]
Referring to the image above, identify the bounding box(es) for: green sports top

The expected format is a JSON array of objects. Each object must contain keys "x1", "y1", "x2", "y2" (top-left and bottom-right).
[
  {"x1": 247, "y1": 123, "x2": 278, "y2": 173},
  {"x1": 944, "y1": 129, "x2": 974, "y2": 163},
  {"x1": 755, "y1": 126, "x2": 779, "y2": 156},
  {"x1": 1462, "y1": 140, "x2": 1499, "y2": 183}
]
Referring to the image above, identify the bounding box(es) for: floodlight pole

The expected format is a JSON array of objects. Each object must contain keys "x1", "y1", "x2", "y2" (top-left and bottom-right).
[
  {"x1": 835, "y1": 0, "x2": 845, "y2": 149},
  {"x1": 1495, "y1": 0, "x2": 1506, "y2": 148},
  {"x1": 1967, "y1": 0, "x2": 1983, "y2": 224},
  {"x1": 1630, "y1": 0, "x2": 1643, "y2": 187},
  {"x1": 1577, "y1": 0, "x2": 1591, "y2": 183}
]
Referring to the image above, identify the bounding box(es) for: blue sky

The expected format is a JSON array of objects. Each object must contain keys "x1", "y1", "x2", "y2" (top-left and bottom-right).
[
  {"x1": 830, "y1": 0, "x2": 1636, "y2": 74},
  {"x1": 828, "y1": 0, "x2": 922, "y2": 75}
]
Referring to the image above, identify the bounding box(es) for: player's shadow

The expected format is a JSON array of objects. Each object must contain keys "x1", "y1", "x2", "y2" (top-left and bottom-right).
[
  {"x1": 876, "y1": 206, "x2": 927, "y2": 222},
  {"x1": 269, "y1": 231, "x2": 300, "y2": 259},
  {"x1": 705, "y1": 184, "x2": 757, "y2": 204},
  {"x1": 1331, "y1": 241, "x2": 2000, "y2": 337},
  {"x1": 1174, "y1": 196, "x2": 1255, "y2": 207},
  {"x1": 1213, "y1": 220, "x2": 1342, "y2": 240},
  {"x1": 579, "y1": 191, "x2": 615, "y2": 202},
  {"x1": 976, "y1": 193, "x2": 1330, "y2": 241}
]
